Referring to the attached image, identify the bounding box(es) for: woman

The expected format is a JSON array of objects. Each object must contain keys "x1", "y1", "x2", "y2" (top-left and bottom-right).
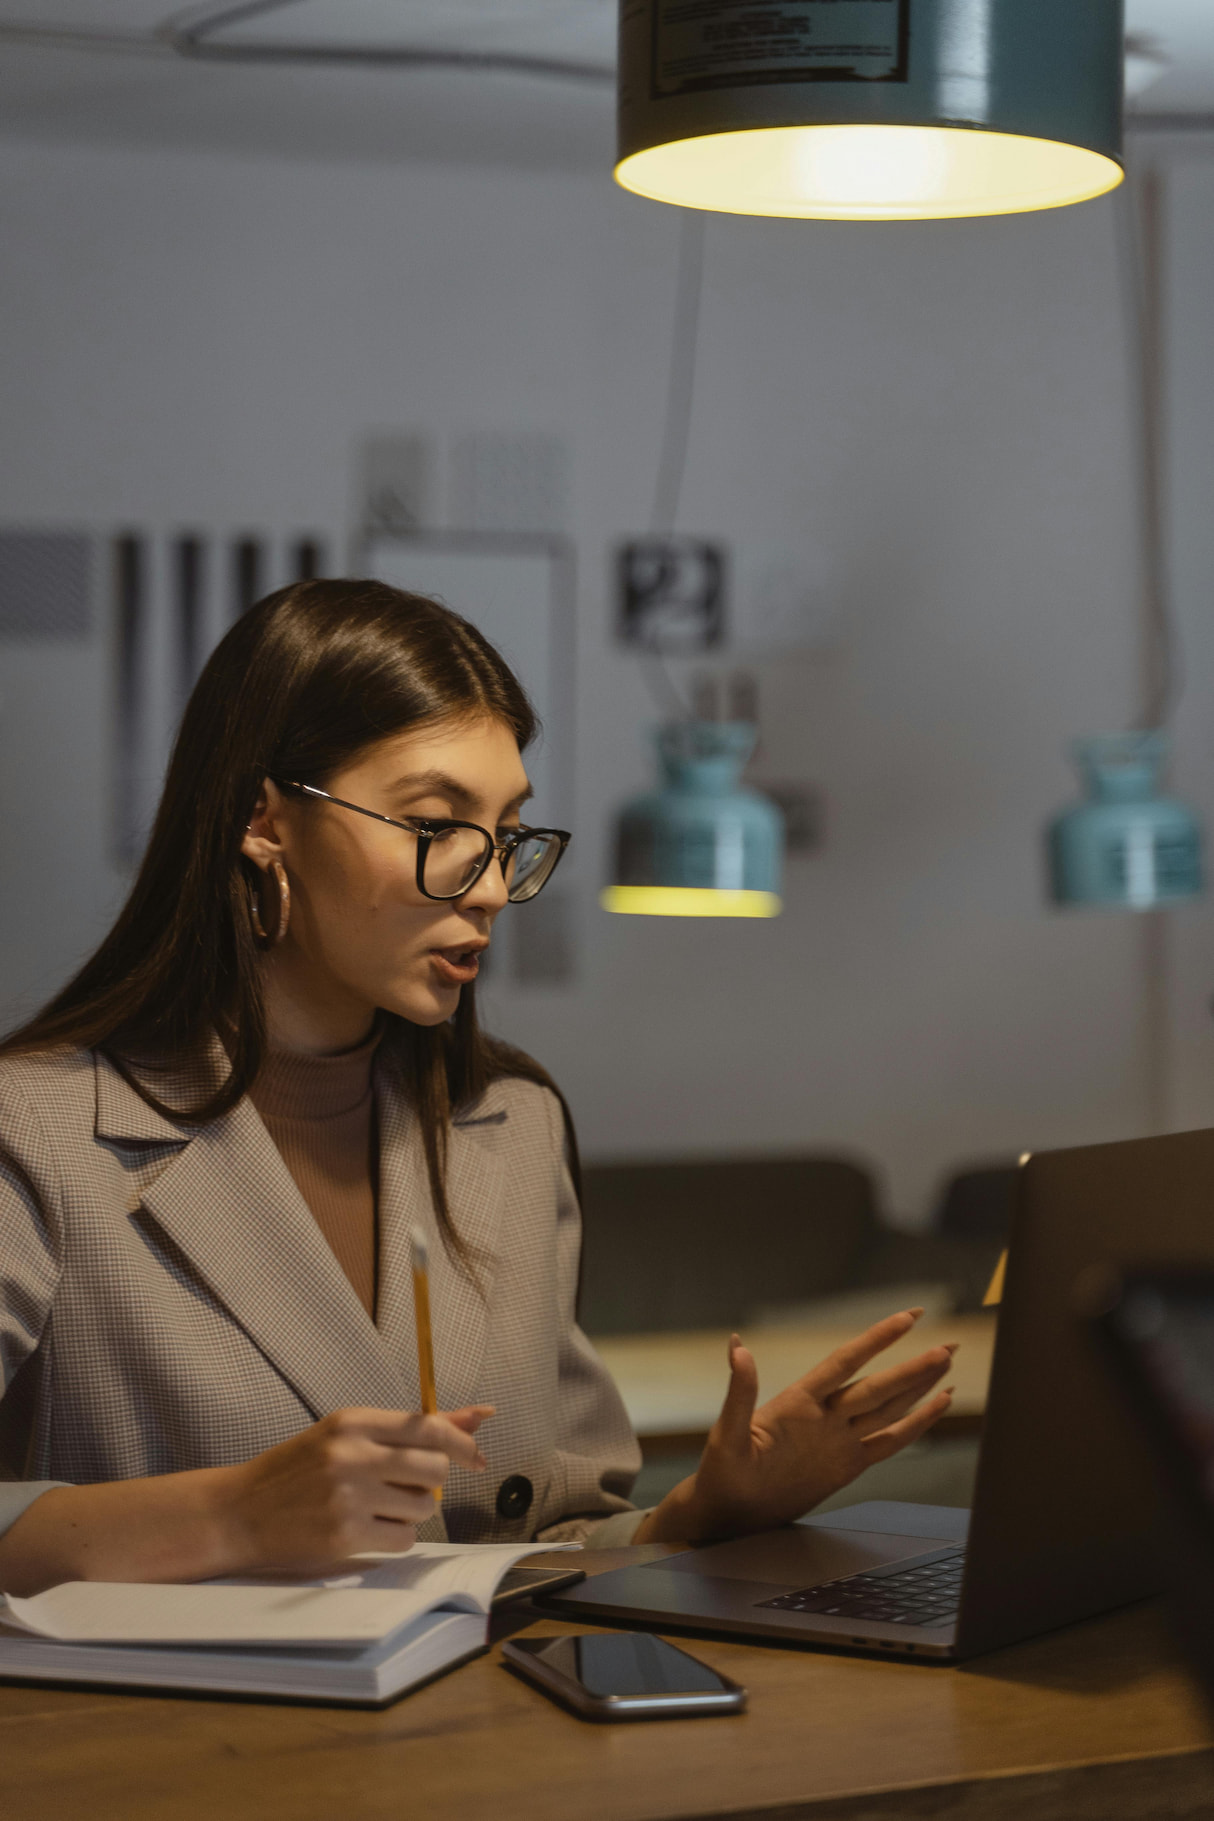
[{"x1": 0, "y1": 580, "x2": 951, "y2": 1596}]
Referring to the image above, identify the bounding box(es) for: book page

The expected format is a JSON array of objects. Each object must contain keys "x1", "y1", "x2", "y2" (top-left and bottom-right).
[
  {"x1": 0, "y1": 1582, "x2": 438, "y2": 1646},
  {"x1": 345, "y1": 1541, "x2": 580, "y2": 1609},
  {"x1": 0, "y1": 1541, "x2": 579, "y2": 1647}
]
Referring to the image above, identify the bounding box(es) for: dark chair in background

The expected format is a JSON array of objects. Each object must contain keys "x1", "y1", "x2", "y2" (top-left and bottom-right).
[
  {"x1": 579, "y1": 1152, "x2": 996, "y2": 1514},
  {"x1": 578, "y1": 1153, "x2": 1016, "y2": 1337},
  {"x1": 578, "y1": 1155, "x2": 878, "y2": 1336},
  {"x1": 933, "y1": 1163, "x2": 1018, "y2": 1244},
  {"x1": 861, "y1": 1161, "x2": 1018, "y2": 1316}
]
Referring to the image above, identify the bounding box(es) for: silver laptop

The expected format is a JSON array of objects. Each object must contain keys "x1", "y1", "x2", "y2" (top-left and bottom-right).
[{"x1": 546, "y1": 1126, "x2": 1214, "y2": 1660}]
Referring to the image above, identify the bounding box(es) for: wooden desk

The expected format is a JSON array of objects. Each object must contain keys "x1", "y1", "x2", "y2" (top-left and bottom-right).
[
  {"x1": 595, "y1": 1313, "x2": 997, "y2": 1449},
  {"x1": 0, "y1": 1546, "x2": 1209, "y2": 1821}
]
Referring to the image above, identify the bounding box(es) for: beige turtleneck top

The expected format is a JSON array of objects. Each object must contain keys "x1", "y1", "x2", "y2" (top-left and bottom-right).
[{"x1": 249, "y1": 1027, "x2": 381, "y2": 1319}]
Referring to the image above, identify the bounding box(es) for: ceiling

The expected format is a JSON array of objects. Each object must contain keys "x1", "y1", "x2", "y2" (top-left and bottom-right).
[{"x1": 0, "y1": 1, "x2": 1209, "y2": 173}]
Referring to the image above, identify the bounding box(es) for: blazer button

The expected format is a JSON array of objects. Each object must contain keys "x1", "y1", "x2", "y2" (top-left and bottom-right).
[{"x1": 496, "y1": 1474, "x2": 534, "y2": 1521}]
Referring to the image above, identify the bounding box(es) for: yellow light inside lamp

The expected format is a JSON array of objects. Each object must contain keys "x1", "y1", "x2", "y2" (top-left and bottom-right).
[
  {"x1": 615, "y1": 125, "x2": 1123, "y2": 222},
  {"x1": 600, "y1": 886, "x2": 782, "y2": 918},
  {"x1": 983, "y1": 1251, "x2": 1008, "y2": 1309}
]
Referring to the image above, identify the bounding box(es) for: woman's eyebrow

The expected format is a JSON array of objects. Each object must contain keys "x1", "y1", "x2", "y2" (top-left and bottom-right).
[
  {"x1": 387, "y1": 769, "x2": 477, "y2": 809},
  {"x1": 386, "y1": 770, "x2": 533, "y2": 816}
]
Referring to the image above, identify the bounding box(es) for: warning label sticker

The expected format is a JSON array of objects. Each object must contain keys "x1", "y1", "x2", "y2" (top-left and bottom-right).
[{"x1": 652, "y1": 0, "x2": 907, "y2": 96}]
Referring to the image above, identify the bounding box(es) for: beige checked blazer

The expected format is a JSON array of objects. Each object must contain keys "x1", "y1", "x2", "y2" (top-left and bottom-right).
[{"x1": 0, "y1": 1044, "x2": 643, "y2": 1548}]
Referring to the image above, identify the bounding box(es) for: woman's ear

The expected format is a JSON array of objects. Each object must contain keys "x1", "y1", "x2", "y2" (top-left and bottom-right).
[{"x1": 241, "y1": 777, "x2": 288, "y2": 869}]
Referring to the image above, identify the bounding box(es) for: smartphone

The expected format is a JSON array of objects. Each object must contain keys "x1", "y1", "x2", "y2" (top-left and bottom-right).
[{"x1": 501, "y1": 1632, "x2": 747, "y2": 1720}]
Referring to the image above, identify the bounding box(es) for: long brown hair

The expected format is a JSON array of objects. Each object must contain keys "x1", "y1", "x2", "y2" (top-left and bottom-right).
[{"x1": 0, "y1": 578, "x2": 571, "y2": 1258}]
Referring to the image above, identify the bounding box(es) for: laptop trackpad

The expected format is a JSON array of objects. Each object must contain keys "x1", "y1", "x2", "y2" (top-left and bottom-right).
[{"x1": 655, "y1": 1525, "x2": 942, "y2": 1588}]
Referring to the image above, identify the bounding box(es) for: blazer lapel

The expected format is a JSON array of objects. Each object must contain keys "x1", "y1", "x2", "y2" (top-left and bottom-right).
[
  {"x1": 96, "y1": 1052, "x2": 414, "y2": 1421},
  {"x1": 376, "y1": 1071, "x2": 510, "y2": 1416}
]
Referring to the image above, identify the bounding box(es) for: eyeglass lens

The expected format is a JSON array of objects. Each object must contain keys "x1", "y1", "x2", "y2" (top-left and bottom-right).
[
  {"x1": 421, "y1": 826, "x2": 561, "y2": 902},
  {"x1": 504, "y1": 834, "x2": 562, "y2": 902},
  {"x1": 422, "y1": 825, "x2": 496, "y2": 899}
]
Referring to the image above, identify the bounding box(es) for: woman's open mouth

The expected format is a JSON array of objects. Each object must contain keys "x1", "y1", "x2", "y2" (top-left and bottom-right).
[{"x1": 430, "y1": 945, "x2": 484, "y2": 987}]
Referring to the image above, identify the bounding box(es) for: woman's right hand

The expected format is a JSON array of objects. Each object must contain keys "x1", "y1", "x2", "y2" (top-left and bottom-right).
[
  {"x1": 218, "y1": 1404, "x2": 493, "y2": 1574},
  {"x1": 0, "y1": 1404, "x2": 494, "y2": 1596}
]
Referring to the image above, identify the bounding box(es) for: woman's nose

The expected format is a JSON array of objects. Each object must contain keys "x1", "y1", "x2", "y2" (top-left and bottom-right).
[{"x1": 460, "y1": 855, "x2": 510, "y2": 917}]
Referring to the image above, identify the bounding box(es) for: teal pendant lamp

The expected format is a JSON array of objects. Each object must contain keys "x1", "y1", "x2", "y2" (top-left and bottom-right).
[
  {"x1": 616, "y1": 0, "x2": 1124, "y2": 221},
  {"x1": 601, "y1": 721, "x2": 783, "y2": 917},
  {"x1": 1048, "y1": 733, "x2": 1202, "y2": 911}
]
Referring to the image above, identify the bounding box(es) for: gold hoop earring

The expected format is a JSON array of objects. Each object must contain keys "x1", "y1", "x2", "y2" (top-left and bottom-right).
[{"x1": 251, "y1": 861, "x2": 290, "y2": 945}]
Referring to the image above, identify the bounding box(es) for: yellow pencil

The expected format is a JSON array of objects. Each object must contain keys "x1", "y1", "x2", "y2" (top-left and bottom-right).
[{"x1": 410, "y1": 1225, "x2": 441, "y2": 1503}]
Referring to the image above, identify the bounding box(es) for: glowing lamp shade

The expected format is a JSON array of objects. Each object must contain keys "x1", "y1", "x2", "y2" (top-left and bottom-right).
[
  {"x1": 602, "y1": 722, "x2": 783, "y2": 918},
  {"x1": 1048, "y1": 734, "x2": 1203, "y2": 912},
  {"x1": 601, "y1": 885, "x2": 781, "y2": 917},
  {"x1": 617, "y1": 0, "x2": 1123, "y2": 222},
  {"x1": 617, "y1": 126, "x2": 1121, "y2": 222}
]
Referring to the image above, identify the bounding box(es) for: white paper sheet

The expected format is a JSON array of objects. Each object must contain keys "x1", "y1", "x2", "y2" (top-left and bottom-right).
[
  {"x1": 342, "y1": 1541, "x2": 579, "y2": 1608},
  {"x1": 0, "y1": 1541, "x2": 579, "y2": 1647}
]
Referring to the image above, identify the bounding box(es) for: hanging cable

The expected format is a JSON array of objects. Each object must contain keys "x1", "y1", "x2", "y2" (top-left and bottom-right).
[
  {"x1": 1114, "y1": 167, "x2": 1179, "y2": 731},
  {"x1": 162, "y1": 1, "x2": 613, "y2": 78},
  {"x1": 651, "y1": 211, "x2": 706, "y2": 536},
  {"x1": 0, "y1": 23, "x2": 171, "y2": 56},
  {"x1": 0, "y1": 6, "x2": 614, "y2": 82},
  {"x1": 1113, "y1": 170, "x2": 1188, "y2": 1132},
  {"x1": 639, "y1": 211, "x2": 707, "y2": 720}
]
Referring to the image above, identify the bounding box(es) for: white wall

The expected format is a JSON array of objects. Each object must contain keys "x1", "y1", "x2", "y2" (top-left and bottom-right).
[
  {"x1": 1159, "y1": 151, "x2": 1214, "y2": 1139},
  {"x1": 1, "y1": 135, "x2": 1212, "y2": 1220}
]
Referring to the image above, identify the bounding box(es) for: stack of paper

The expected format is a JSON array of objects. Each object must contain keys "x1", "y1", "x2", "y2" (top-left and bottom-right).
[{"x1": 0, "y1": 1542, "x2": 576, "y2": 1705}]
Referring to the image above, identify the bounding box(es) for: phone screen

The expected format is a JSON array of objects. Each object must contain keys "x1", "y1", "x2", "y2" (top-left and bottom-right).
[{"x1": 515, "y1": 1633, "x2": 731, "y2": 1698}]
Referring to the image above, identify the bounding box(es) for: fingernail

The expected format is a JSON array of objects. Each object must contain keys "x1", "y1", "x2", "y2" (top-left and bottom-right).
[
  {"x1": 905, "y1": 1307, "x2": 925, "y2": 1321},
  {"x1": 474, "y1": 1452, "x2": 488, "y2": 1471},
  {"x1": 944, "y1": 1343, "x2": 960, "y2": 1356}
]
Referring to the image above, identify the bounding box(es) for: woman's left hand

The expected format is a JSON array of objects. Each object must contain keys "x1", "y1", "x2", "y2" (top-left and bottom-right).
[{"x1": 635, "y1": 1310, "x2": 955, "y2": 1546}]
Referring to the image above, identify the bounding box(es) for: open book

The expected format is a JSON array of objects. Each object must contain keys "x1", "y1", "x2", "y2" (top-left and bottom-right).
[{"x1": 0, "y1": 1541, "x2": 578, "y2": 1706}]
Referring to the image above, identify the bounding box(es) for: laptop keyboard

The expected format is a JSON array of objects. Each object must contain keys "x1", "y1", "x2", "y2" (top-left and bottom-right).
[{"x1": 756, "y1": 1548, "x2": 965, "y2": 1629}]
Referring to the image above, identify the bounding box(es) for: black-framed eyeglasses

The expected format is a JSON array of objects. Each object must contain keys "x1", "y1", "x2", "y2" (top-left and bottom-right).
[{"x1": 276, "y1": 780, "x2": 570, "y2": 904}]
